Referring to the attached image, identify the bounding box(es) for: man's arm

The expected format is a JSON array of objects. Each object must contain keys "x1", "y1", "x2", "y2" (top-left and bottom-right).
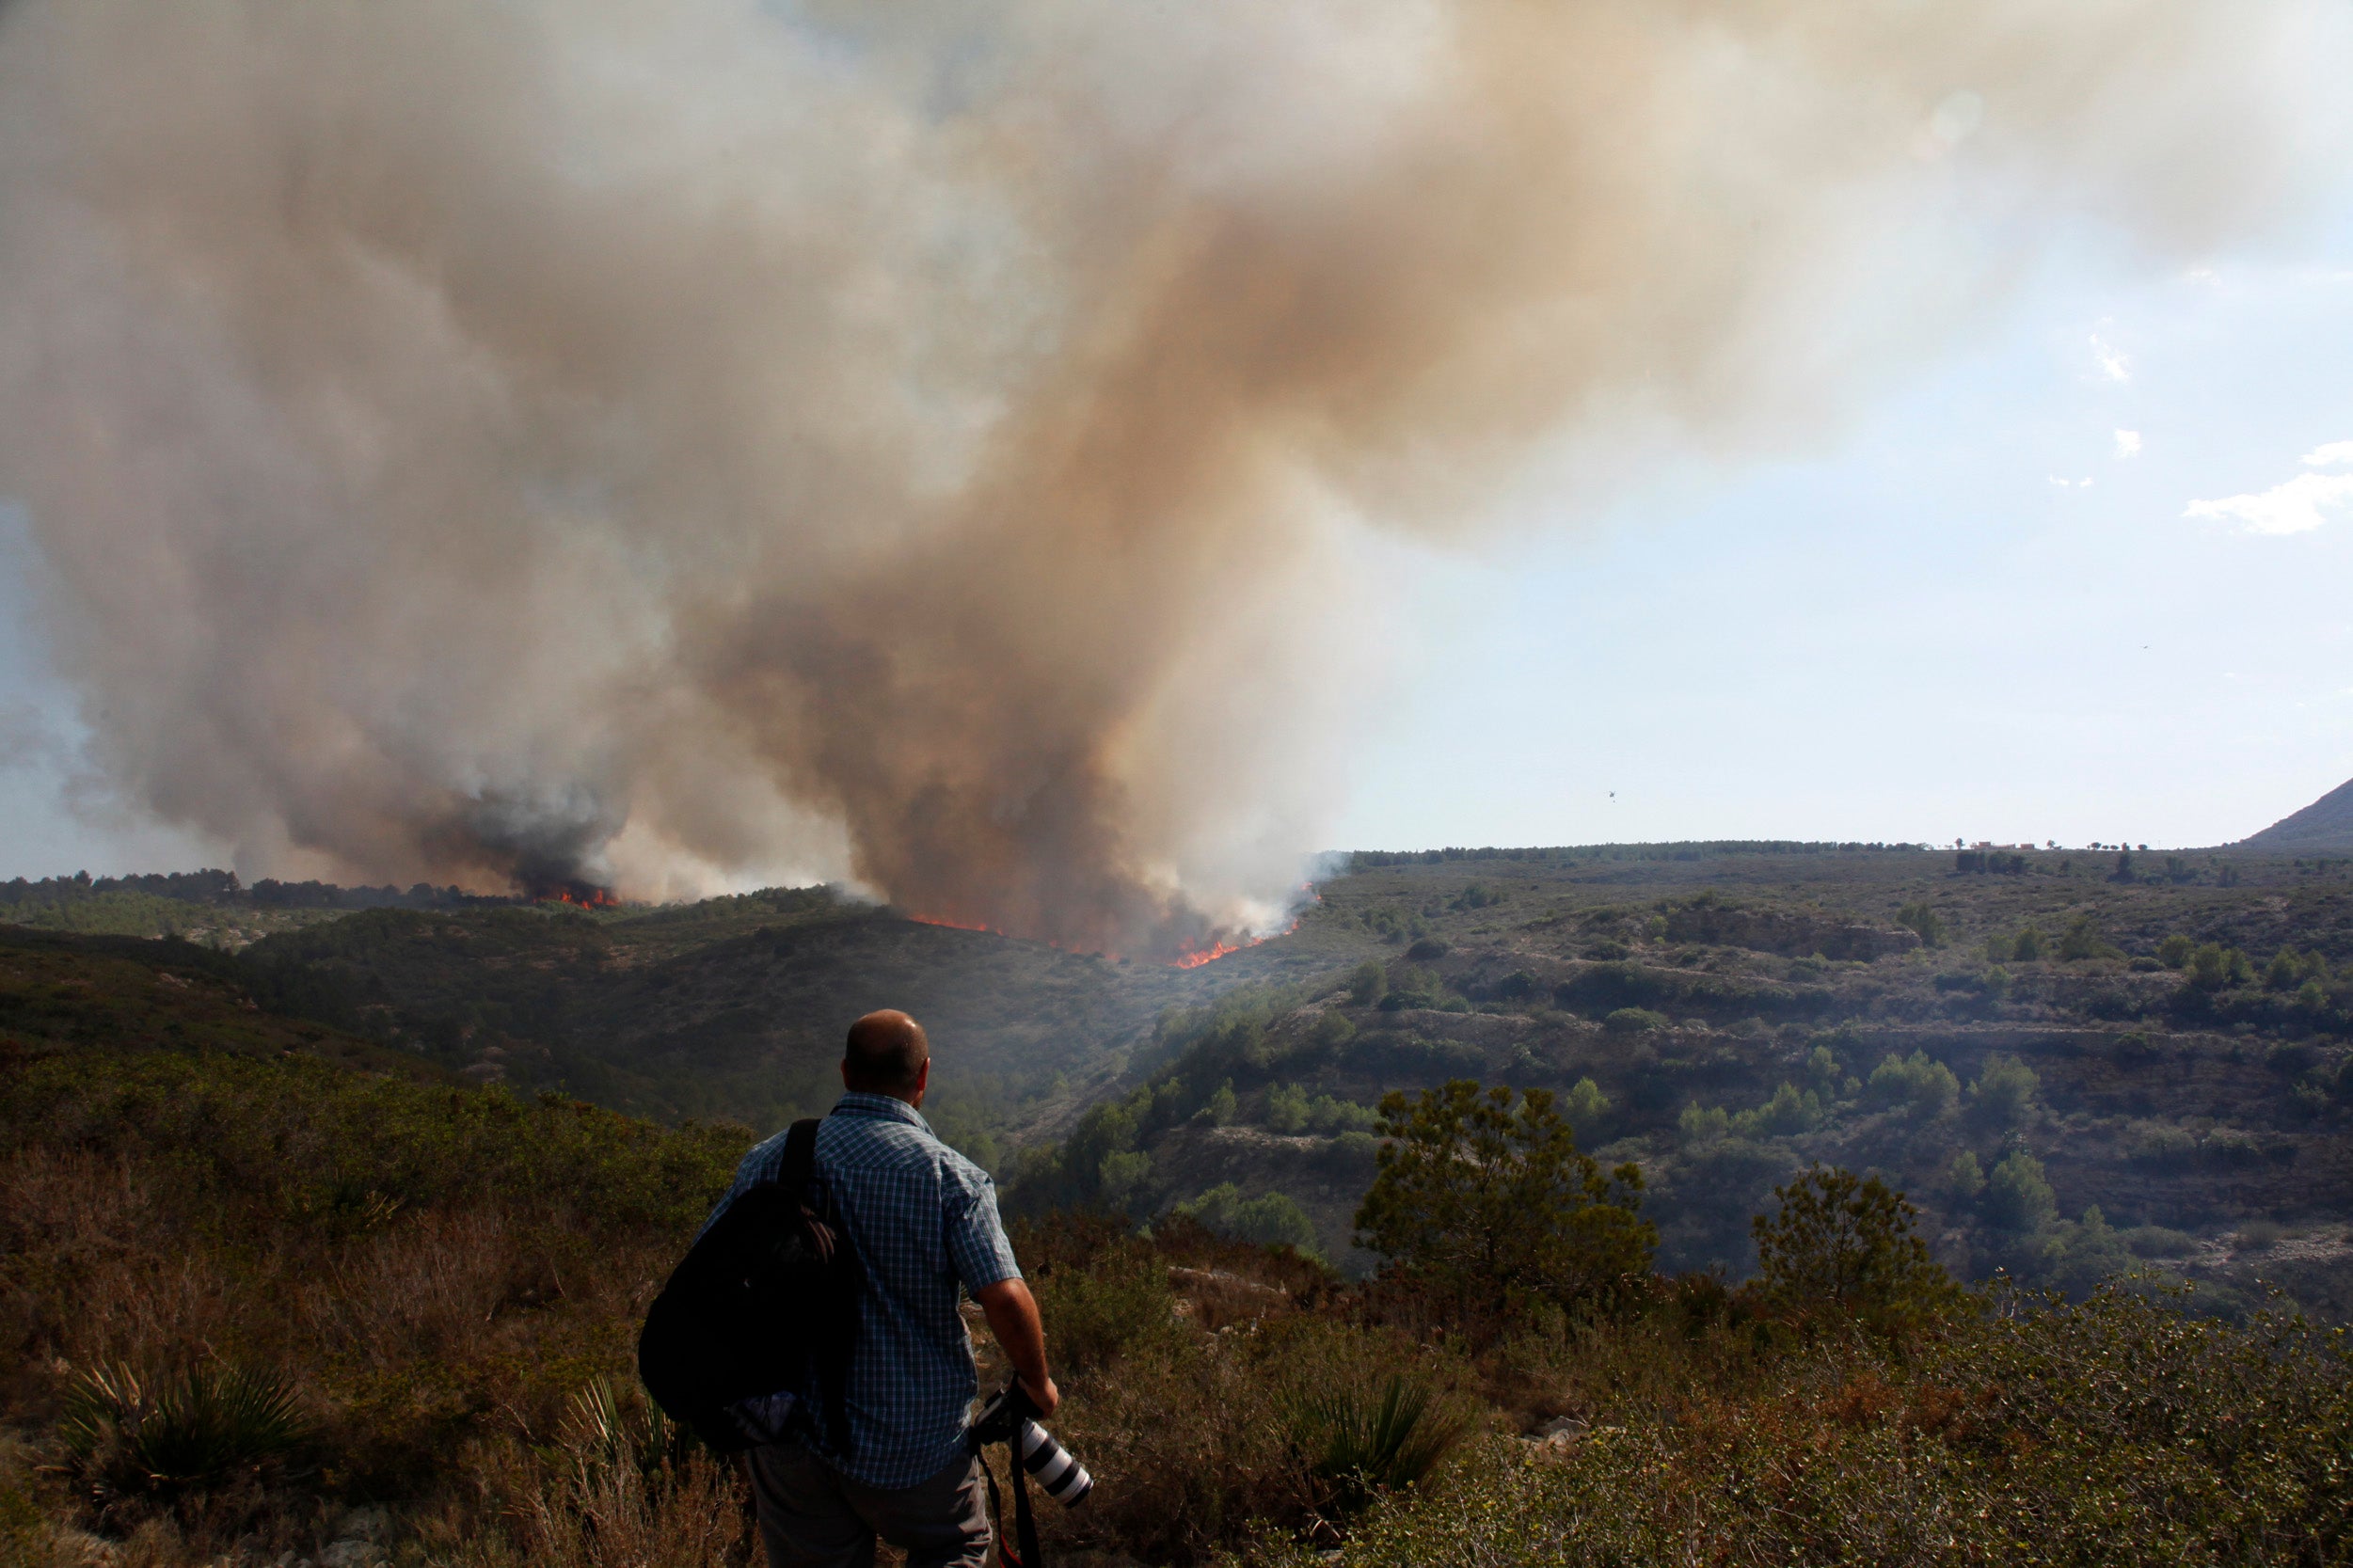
[{"x1": 973, "y1": 1277, "x2": 1058, "y2": 1418}]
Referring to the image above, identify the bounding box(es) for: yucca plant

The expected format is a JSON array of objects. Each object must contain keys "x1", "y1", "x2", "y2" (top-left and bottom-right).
[
  {"x1": 1287, "y1": 1373, "x2": 1473, "y2": 1513},
  {"x1": 57, "y1": 1361, "x2": 310, "y2": 1496},
  {"x1": 555, "y1": 1376, "x2": 677, "y2": 1486}
]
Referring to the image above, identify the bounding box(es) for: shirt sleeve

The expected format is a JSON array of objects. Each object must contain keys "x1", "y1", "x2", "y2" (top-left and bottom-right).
[{"x1": 945, "y1": 1169, "x2": 1023, "y2": 1293}]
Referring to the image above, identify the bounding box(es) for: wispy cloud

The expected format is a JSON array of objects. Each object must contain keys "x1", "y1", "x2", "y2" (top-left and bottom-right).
[
  {"x1": 2089, "y1": 334, "x2": 2132, "y2": 382},
  {"x1": 2113, "y1": 430, "x2": 2141, "y2": 459},
  {"x1": 2185, "y1": 441, "x2": 2353, "y2": 535}
]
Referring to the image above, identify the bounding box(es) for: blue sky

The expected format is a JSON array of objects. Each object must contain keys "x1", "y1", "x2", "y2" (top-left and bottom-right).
[
  {"x1": 4, "y1": 183, "x2": 2352, "y2": 881},
  {"x1": 1325, "y1": 221, "x2": 2353, "y2": 857}
]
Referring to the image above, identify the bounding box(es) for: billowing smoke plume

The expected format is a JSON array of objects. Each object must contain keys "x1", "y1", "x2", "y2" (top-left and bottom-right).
[{"x1": 0, "y1": 1, "x2": 2338, "y2": 957}]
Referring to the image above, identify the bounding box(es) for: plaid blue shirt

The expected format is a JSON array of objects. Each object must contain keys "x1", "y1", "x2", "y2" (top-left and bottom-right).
[{"x1": 707, "y1": 1092, "x2": 1021, "y2": 1488}]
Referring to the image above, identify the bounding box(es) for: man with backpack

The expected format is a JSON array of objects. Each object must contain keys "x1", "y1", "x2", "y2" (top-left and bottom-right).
[{"x1": 707, "y1": 1008, "x2": 1058, "y2": 1568}]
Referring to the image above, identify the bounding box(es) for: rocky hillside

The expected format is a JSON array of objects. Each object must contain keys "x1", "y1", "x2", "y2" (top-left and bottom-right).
[{"x1": 1014, "y1": 844, "x2": 2353, "y2": 1316}]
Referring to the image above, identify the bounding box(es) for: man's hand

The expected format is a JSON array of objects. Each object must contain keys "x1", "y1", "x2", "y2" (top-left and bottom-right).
[{"x1": 974, "y1": 1277, "x2": 1058, "y2": 1418}]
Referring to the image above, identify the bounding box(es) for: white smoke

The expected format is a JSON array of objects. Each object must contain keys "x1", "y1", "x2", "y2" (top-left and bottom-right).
[{"x1": 0, "y1": 0, "x2": 2342, "y2": 955}]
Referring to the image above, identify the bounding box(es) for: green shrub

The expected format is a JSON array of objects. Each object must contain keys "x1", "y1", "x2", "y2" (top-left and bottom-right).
[
  {"x1": 1895, "y1": 901, "x2": 1945, "y2": 947},
  {"x1": 1868, "y1": 1051, "x2": 1959, "y2": 1117},
  {"x1": 58, "y1": 1361, "x2": 309, "y2": 1497},
  {"x1": 1561, "y1": 1077, "x2": 1611, "y2": 1136},
  {"x1": 2130, "y1": 1120, "x2": 2200, "y2": 1166},
  {"x1": 1193, "y1": 1081, "x2": 1237, "y2": 1126},
  {"x1": 1376, "y1": 965, "x2": 1445, "y2": 1012},
  {"x1": 2266, "y1": 948, "x2": 2329, "y2": 991},
  {"x1": 1029, "y1": 1242, "x2": 1182, "y2": 1375},
  {"x1": 1946, "y1": 1149, "x2": 1986, "y2": 1199},
  {"x1": 0, "y1": 1048, "x2": 744, "y2": 1236},
  {"x1": 1318, "y1": 1287, "x2": 2353, "y2": 1568},
  {"x1": 1751, "y1": 1166, "x2": 1961, "y2": 1329},
  {"x1": 1287, "y1": 1373, "x2": 1472, "y2": 1513},
  {"x1": 1677, "y1": 1103, "x2": 1731, "y2": 1145},
  {"x1": 2058, "y1": 915, "x2": 2119, "y2": 961},
  {"x1": 1356, "y1": 1081, "x2": 1653, "y2": 1330},
  {"x1": 1731, "y1": 1082, "x2": 1820, "y2": 1138},
  {"x1": 1175, "y1": 1184, "x2": 1321, "y2": 1257},
  {"x1": 2156, "y1": 933, "x2": 2195, "y2": 968},
  {"x1": 2186, "y1": 942, "x2": 2255, "y2": 990},
  {"x1": 1982, "y1": 1150, "x2": 2059, "y2": 1233},
  {"x1": 1097, "y1": 1149, "x2": 1153, "y2": 1212},
  {"x1": 2121, "y1": 1224, "x2": 2199, "y2": 1259},
  {"x1": 1309, "y1": 1094, "x2": 1380, "y2": 1134},
  {"x1": 1603, "y1": 1006, "x2": 1667, "y2": 1034},
  {"x1": 1967, "y1": 1053, "x2": 2039, "y2": 1127}
]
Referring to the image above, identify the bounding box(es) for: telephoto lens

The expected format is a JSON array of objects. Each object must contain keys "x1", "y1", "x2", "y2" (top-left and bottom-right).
[
  {"x1": 972, "y1": 1383, "x2": 1093, "y2": 1508},
  {"x1": 1017, "y1": 1420, "x2": 1093, "y2": 1507}
]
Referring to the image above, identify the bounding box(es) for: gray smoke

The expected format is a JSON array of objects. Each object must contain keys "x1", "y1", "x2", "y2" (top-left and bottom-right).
[{"x1": 0, "y1": 0, "x2": 2340, "y2": 957}]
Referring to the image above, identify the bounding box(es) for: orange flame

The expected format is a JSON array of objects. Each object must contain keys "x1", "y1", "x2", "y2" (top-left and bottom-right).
[{"x1": 907, "y1": 912, "x2": 998, "y2": 934}]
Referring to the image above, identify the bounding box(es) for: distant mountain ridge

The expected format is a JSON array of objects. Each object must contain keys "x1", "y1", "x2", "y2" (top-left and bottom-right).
[{"x1": 2242, "y1": 777, "x2": 2353, "y2": 850}]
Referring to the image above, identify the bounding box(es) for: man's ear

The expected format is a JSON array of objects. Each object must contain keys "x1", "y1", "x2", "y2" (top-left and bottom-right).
[
  {"x1": 913, "y1": 1056, "x2": 931, "y2": 1105},
  {"x1": 840, "y1": 1060, "x2": 851, "y2": 1089}
]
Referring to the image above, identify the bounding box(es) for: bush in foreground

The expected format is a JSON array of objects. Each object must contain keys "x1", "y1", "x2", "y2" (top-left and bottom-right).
[{"x1": 1292, "y1": 1285, "x2": 2353, "y2": 1568}]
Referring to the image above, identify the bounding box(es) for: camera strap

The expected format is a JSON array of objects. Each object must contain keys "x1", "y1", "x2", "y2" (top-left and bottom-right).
[{"x1": 976, "y1": 1435, "x2": 1042, "y2": 1568}]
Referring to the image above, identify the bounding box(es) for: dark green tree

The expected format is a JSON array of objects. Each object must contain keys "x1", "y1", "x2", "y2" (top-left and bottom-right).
[
  {"x1": 1895, "y1": 900, "x2": 1946, "y2": 947},
  {"x1": 1355, "y1": 1080, "x2": 1652, "y2": 1329},
  {"x1": 2057, "y1": 915, "x2": 2118, "y2": 961},
  {"x1": 2186, "y1": 942, "x2": 2254, "y2": 990},
  {"x1": 1751, "y1": 1166, "x2": 1961, "y2": 1328}
]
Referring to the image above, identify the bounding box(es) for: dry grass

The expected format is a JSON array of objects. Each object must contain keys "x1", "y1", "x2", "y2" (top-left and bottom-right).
[
  {"x1": 0, "y1": 1046, "x2": 749, "y2": 1566},
  {"x1": 7, "y1": 1045, "x2": 2350, "y2": 1568}
]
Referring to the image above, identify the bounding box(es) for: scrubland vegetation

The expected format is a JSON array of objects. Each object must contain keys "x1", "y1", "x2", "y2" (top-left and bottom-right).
[
  {"x1": 1015, "y1": 847, "x2": 2353, "y2": 1319},
  {"x1": 5, "y1": 1034, "x2": 2348, "y2": 1567},
  {"x1": 8, "y1": 842, "x2": 2353, "y2": 1565}
]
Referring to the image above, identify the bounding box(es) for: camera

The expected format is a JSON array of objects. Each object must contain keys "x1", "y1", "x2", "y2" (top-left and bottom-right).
[{"x1": 971, "y1": 1383, "x2": 1092, "y2": 1507}]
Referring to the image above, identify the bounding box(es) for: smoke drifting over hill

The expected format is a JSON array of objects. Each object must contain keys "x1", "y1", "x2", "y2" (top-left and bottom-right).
[{"x1": 0, "y1": 1, "x2": 2337, "y2": 957}]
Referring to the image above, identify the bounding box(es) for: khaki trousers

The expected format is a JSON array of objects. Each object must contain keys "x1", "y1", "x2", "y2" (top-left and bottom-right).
[{"x1": 744, "y1": 1439, "x2": 992, "y2": 1568}]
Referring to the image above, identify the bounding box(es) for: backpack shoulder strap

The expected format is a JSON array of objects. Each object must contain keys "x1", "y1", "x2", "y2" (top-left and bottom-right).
[{"x1": 780, "y1": 1117, "x2": 821, "y2": 1196}]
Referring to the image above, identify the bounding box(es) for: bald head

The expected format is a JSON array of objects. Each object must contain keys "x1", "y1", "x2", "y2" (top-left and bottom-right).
[{"x1": 844, "y1": 1009, "x2": 930, "y2": 1100}]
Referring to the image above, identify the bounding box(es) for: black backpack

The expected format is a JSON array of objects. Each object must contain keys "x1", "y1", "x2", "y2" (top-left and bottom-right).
[{"x1": 637, "y1": 1117, "x2": 860, "y2": 1454}]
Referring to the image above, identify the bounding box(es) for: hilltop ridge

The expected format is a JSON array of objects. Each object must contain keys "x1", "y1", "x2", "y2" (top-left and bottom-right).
[{"x1": 2242, "y1": 775, "x2": 2353, "y2": 851}]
